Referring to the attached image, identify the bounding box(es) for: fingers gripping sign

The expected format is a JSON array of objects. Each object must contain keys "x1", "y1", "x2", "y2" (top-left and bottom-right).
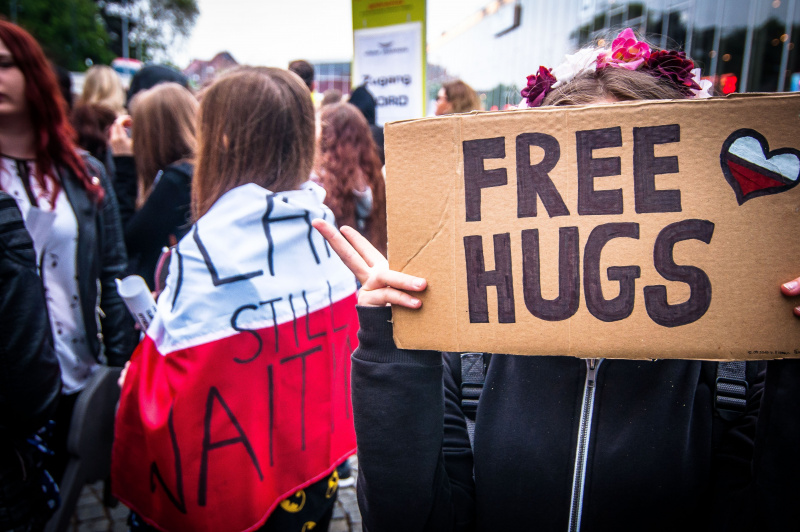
[
  {"x1": 311, "y1": 219, "x2": 427, "y2": 309},
  {"x1": 781, "y1": 275, "x2": 800, "y2": 317}
]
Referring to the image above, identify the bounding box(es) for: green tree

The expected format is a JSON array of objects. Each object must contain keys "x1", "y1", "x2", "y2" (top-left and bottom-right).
[
  {"x1": 98, "y1": 0, "x2": 198, "y2": 61},
  {"x1": 2, "y1": 0, "x2": 114, "y2": 71}
]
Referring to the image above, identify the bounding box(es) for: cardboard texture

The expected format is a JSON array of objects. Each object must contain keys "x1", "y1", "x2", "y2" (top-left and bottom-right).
[{"x1": 384, "y1": 94, "x2": 800, "y2": 360}]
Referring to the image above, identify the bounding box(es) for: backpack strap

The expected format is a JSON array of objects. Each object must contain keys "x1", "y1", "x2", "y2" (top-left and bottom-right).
[
  {"x1": 715, "y1": 361, "x2": 750, "y2": 421},
  {"x1": 460, "y1": 353, "x2": 488, "y2": 450}
]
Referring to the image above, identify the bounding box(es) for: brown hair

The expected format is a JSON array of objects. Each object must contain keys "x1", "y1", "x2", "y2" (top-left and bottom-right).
[
  {"x1": 443, "y1": 80, "x2": 481, "y2": 113},
  {"x1": 130, "y1": 82, "x2": 197, "y2": 207},
  {"x1": 315, "y1": 102, "x2": 387, "y2": 254},
  {"x1": 79, "y1": 65, "x2": 126, "y2": 115},
  {"x1": 543, "y1": 67, "x2": 689, "y2": 107},
  {"x1": 192, "y1": 67, "x2": 315, "y2": 219},
  {"x1": 71, "y1": 103, "x2": 117, "y2": 162},
  {"x1": 288, "y1": 59, "x2": 314, "y2": 91}
]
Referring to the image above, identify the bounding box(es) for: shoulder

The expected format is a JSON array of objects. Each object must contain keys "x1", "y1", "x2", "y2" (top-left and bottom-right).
[{"x1": 0, "y1": 193, "x2": 35, "y2": 266}]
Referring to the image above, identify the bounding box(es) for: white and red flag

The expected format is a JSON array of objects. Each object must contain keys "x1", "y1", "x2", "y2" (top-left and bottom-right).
[{"x1": 112, "y1": 182, "x2": 358, "y2": 532}]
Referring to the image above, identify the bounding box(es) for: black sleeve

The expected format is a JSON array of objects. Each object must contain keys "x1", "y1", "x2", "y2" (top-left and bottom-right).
[
  {"x1": 124, "y1": 167, "x2": 191, "y2": 260},
  {"x1": 112, "y1": 155, "x2": 137, "y2": 227},
  {"x1": 0, "y1": 194, "x2": 61, "y2": 435},
  {"x1": 94, "y1": 159, "x2": 138, "y2": 367},
  {"x1": 752, "y1": 359, "x2": 800, "y2": 530},
  {"x1": 352, "y1": 306, "x2": 475, "y2": 532}
]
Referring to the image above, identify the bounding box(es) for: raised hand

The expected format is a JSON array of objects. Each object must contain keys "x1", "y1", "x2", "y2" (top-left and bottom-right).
[
  {"x1": 311, "y1": 219, "x2": 427, "y2": 308},
  {"x1": 781, "y1": 275, "x2": 800, "y2": 317}
]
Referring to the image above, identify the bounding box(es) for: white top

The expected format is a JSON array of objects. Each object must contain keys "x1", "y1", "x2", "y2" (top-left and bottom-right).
[{"x1": 1, "y1": 155, "x2": 97, "y2": 394}]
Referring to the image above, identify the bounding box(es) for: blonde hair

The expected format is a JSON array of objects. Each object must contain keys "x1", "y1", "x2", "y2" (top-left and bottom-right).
[
  {"x1": 79, "y1": 65, "x2": 126, "y2": 115},
  {"x1": 192, "y1": 67, "x2": 315, "y2": 220},
  {"x1": 130, "y1": 83, "x2": 198, "y2": 206},
  {"x1": 443, "y1": 80, "x2": 481, "y2": 113}
]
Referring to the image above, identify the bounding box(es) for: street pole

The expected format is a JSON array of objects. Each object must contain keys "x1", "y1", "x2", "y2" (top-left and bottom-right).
[
  {"x1": 122, "y1": 13, "x2": 129, "y2": 59},
  {"x1": 10, "y1": 0, "x2": 17, "y2": 23}
]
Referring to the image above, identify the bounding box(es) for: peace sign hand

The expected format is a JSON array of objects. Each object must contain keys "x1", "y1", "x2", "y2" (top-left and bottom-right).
[{"x1": 311, "y1": 219, "x2": 427, "y2": 308}]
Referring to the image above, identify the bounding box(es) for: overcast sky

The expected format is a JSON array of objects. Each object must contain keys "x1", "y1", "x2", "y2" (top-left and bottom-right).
[{"x1": 172, "y1": 0, "x2": 491, "y2": 68}]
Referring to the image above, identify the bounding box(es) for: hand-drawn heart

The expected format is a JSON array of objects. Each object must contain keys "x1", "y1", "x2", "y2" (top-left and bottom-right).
[{"x1": 720, "y1": 129, "x2": 800, "y2": 205}]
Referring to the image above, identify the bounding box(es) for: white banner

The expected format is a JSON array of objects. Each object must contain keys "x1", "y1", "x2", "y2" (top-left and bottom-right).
[{"x1": 353, "y1": 22, "x2": 424, "y2": 126}]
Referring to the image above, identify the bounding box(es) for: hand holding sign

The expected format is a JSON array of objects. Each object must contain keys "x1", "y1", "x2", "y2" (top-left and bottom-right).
[
  {"x1": 781, "y1": 276, "x2": 800, "y2": 317},
  {"x1": 311, "y1": 219, "x2": 426, "y2": 308}
]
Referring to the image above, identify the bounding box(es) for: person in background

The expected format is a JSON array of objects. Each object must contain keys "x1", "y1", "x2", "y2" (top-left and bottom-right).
[
  {"x1": 51, "y1": 62, "x2": 73, "y2": 111},
  {"x1": 311, "y1": 29, "x2": 797, "y2": 531},
  {"x1": 348, "y1": 84, "x2": 384, "y2": 165},
  {"x1": 289, "y1": 59, "x2": 315, "y2": 94},
  {"x1": 109, "y1": 82, "x2": 197, "y2": 289},
  {"x1": 315, "y1": 102, "x2": 387, "y2": 256},
  {"x1": 112, "y1": 66, "x2": 359, "y2": 532},
  {"x1": 0, "y1": 192, "x2": 62, "y2": 532},
  {"x1": 126, "y1": 64, "x2": 189, "y2": 107},
  {"x1": 71, "y1": 102, "x2": 117, "y2": 165},
  {"x1": 321, "y1": 88, "x2": 343, "y2": 107},
  {"x1": 78, "y1": 65, "x2": 126, "y2": 116},
  {"x1": 0, "y1": 19, "x2": 136, "y2": 484},
  {"x1": 435, "y1": 79, "x2": 481, "y2": 115}
]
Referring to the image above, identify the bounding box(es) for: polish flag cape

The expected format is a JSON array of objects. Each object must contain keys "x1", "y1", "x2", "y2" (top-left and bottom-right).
[{"x1": 112, "y1": 182, "x2": 358, "y2": 532}]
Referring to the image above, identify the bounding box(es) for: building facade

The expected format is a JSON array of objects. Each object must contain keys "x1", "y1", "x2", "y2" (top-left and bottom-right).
[{"x1": 428, "y1": 0, "x2": 800, "y2": 109}]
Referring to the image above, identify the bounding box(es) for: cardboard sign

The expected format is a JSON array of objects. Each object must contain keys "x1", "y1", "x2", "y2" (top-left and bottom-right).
[{"x1": 384, "y1": 93, "x2": 800, "y2": 359}]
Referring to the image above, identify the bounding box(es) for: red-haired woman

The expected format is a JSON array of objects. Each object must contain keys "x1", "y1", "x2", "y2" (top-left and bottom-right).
[
  {"x1": 315, "y1": 102, "x2": 387, "y2": 255},
  {"x1": 0, "y1": 20, "x2": 136, "y2": 483}
]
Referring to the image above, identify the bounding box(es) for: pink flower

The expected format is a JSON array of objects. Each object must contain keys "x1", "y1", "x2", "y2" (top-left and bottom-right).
[
  {"x1": 596, "y1": 28, "x2": 651, "y2": 70},
  {"x1": 521, "y1": 66, "x2": 557, "y2": 108}
]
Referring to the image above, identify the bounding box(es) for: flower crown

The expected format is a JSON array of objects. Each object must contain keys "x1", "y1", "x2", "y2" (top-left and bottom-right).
[{"x1": 521, "y1": 28, "x2": 713, "y2": 108}]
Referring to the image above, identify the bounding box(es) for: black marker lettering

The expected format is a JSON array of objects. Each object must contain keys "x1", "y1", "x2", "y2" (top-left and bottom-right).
[
  {"x1": 194, "y1": 226, "x2": 263, "y2": 286},
  {"x1": 198, "y1": 387, "x2": 263, "y2": 507},
  {"x1": 633, "y1": 124, "x2": 682, "y2": 213},
  {"x1": 149, "y1": 406, "x2": 186, "y2": 513},
  {"x1": 463, "y1": 137, "x2": 508, "y2": 222},
  {"x1": 516, "y1": 132, "x2": 569, "y2": 218},
  {"x1": 521, "y1": 227, "x2": 580, "y2": 321},
  {"x1": 584, "y1": 222, "x2": 640, "y2": 322},
  {"x1": 231, "y1": 304, "x2": 262, "y2": 364},
  {"x1": 280, "y1": 346, "x2": 324, "y2": 450},
  {"x1": 464, "y1": 233, "x2": 515, "y2": 323},
  {"x1": 644, "y1": 219, "x2": 714, "y2": 327},
  {"x1": 577, "y1": 127, "x2": 623, "y2": 215}
]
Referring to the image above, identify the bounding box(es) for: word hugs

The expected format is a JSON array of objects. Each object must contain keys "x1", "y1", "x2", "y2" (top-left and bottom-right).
[{"x1": 463, "y1": 124, "x2": 713, "y2": 328}]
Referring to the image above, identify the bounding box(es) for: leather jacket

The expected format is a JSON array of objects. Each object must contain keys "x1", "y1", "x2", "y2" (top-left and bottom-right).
[{"x1": 62, "y1": 155, "x2": 138, "y2": 367}]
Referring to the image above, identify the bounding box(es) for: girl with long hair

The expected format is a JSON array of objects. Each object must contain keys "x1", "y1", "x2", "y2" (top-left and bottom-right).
[
  {"x1": 109, "y1": 82, "x2": 197, "y2": 288},
  {"x1": 315, "y1": 102, "x2": 387, "y2": 255},
  {"x1": 0, "y1": 17, "x2": 136, "y2": 494},
  {"x1": 112, "y1": 67, "x2": 359, "y2": 532}
]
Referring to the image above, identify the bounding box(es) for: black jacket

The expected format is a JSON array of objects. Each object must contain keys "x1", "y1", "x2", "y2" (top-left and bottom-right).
[
  {"x1": 113, "y1": 156, "x2": 193, "y2": 289},
  {"x1": 0, "y1": 192, "x2": 61, "y2": 531},
  {"x1": 63, "y1": 156, "x2": 138, "y2": 367},
  {"x1": 352, "y1": 306, "x2": 770, "y2": 532},
  {"x1": 0, "y1": 192, "x2": 61, "y2": 435}
]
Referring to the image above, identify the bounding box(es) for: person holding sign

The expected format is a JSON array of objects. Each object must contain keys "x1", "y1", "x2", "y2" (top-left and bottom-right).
[
  {"x1": 112, "y1": 68, "x2": 359, "y2": 532},
  {"x1": 313, "y1": 29, "x2": 798, "y2": 532}
]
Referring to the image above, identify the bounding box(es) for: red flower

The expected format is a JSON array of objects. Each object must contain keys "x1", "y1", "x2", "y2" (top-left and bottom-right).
[
  {"x1": 521, "y1": 66, "x2": 557, "y2": 108},
  {"x1": 644, "y1": 50, "x2": 701, "y2": 95}
]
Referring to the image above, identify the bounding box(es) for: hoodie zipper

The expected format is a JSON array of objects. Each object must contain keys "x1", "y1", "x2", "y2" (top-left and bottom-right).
[{"x1": 568, "y1": 358, "x2": 602, "y2": 532}]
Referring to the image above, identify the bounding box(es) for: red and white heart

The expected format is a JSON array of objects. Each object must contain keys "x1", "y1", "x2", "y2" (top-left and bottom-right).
[{"x1": 720, "y1": 129, "x2": 800, "y2": 205}]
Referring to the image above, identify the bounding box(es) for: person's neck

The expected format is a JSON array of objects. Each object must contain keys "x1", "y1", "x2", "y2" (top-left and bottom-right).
[{"x1": 0, "y1": 117, "x2": 36, "y2": 159}]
